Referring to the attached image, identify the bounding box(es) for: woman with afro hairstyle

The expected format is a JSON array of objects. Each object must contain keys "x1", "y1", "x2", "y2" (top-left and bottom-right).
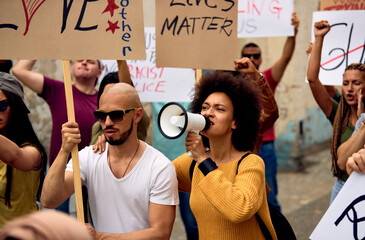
[{"x1": 172, "y1": 58, "x2": 277, "y2": 240}]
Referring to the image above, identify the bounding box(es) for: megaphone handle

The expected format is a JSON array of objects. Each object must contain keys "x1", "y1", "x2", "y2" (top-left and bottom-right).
[{"x1": 188, "y1": 130, "x2": 200, "y2": 157}]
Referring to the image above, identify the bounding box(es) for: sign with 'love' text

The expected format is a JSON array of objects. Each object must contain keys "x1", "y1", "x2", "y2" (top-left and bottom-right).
[{"x1": 0, "y1": 0, "x2": 145, "y2": 60}]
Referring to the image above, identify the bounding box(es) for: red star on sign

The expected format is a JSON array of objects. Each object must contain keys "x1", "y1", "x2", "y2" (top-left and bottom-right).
[
  {"x1": 106, "y1": 20, "x2": 120, "y2": 34},
  {"x1": 102, "y1": 0, "x2": 119, "y2": 17}
]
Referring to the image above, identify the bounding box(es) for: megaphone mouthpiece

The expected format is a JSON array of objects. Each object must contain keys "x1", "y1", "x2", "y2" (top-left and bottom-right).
[{"x1": 170, "y1": 115, "x2": 185, "y2": 128}]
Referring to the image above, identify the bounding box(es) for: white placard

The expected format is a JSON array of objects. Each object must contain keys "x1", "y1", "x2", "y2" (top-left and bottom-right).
[
  {"x1": 101, "y1": 27, "x2": 196, "y2": 102},
  {"x1": 310, "y1": 172, "x2": 365, "y2": 239},
  {"x1": 237, "y1": 0, "x2": 294, "y2": 38},
  {"x1": 312, "y1": 10, "x2": 365, "y2": 86}
]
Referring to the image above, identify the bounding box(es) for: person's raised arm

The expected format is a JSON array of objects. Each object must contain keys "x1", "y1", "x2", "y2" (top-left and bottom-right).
[
  {"x1": 117, "y1": 60, "x2": 132, "y2": 85},
  {"x1": 234, "y1": 57, "x2": 262, "y2": 80},
  {"x1": 86, "y1": 202, "x2": 176, "y2": 240},
  {"x1": 270, "y1": 11, "x2": 299, "y2": 83},
  {"x1": 307, "y1": 20, "x2": 334, "y2": 118},
  {"x1": 307, "y1": 40, "x2": 340, "y2": 100},
  {"x1": 11, "y1": 60, "x2": 44, "y2": 94},
  {"x1": 0, "y1": 135, "x2": 41, "y2": 171},
  {"x1": 234, "y1": 57, "x2": 279, "y2": 133},
  {"x1": 41, "y1": 121, "x2": 81, "y2": 208}
]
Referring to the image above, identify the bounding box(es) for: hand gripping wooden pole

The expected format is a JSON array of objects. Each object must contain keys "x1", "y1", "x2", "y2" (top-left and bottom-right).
[{"x1": 62, "y1": 60, "x2": 85, "y2": 223}]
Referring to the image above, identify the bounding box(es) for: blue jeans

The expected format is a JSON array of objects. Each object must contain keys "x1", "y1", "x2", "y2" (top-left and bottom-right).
[
  {"x1": 179, "y1": 192, "x2": 198, "y2": 240},
  {"x1": 330, "y1": 179, "x2": 345, "y2": 204},
  {"x1": 259, "y1": 141, "x2": 281, "y2": 212}
]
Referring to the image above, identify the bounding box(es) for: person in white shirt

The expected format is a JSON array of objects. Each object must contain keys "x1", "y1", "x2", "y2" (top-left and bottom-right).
[{"x1": 41, "y1": 83, "x2": 179, "y2": 239}]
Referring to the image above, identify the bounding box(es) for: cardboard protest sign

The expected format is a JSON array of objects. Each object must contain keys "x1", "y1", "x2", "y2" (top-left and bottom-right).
[
  {"x1": 155, "y1": 0, "x2": 238, "y2": 70},
  {"x1": 311, "y1": 10, "x2": 365, "y2": 86},
  {"x1": 0, "y1": 0, "x2": 145, "y2": 60},
  {"x1": 101, "y1": 27, "x2": 196, "y2": 102},
  {"x1": 320, "y1": 0, "x2": 365, "y2": 11},
  {"x1": 310, "y1": 172, "x2": 365, "y2": 240},
  {"x1": 237, "y1": 0, "x2": 294, "y2": 38}
]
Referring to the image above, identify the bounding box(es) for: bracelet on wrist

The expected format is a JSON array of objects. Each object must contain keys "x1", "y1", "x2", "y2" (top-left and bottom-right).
[{"x1": 255, "y1": 73, "x2": 264, "y2": 81}]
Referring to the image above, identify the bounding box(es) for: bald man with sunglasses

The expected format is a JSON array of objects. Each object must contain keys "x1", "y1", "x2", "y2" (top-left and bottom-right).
[
  {"x1": 240, "y1": 12, "x2": 300, "y2": 212},
  {"x1": 41, "y1": 83, "x2": 179, "y2": 239}
]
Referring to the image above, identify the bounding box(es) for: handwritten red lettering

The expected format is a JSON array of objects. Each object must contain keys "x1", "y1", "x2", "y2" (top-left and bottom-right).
[
  {"x1": 269, "y1": 0, "x2": 282, "y2": 19},
  {"x1": 155, "y1": 81, "x2": 166, "y2": 92},
  {"x1": 323, "y1": 1, "x2": 365, "y2": 11},
  {"x1": 129, "y1": 66, "x2": 165, "y2": 80},
  {"x1": 22, "y1": 0, "x2": 46, "y2": 36},
  {"x1": 128, "y1": 65, "x2": 134, "y2": 78},
  {"x1": 252, "y1": 0, "x2": 264, "y2": 15},
  {"x1": 134, "y1": 81, "x2": 167, "y2": 93}
]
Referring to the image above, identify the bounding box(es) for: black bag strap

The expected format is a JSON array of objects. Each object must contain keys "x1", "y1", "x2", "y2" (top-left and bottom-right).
[
  {"x1": 236, "y1": 152, "x2": 251, "y2": 174},
  {"x1": 256, "y1": 213, "x2": 273, "y2": 240},
  {"x1": 189, "y1": 152, "x2": 251, "y2": 180},
  {"x1": 237, "y1": 153, "x2": 273, "y2": 239},
  {"x1": 189, "y1": 159, "x2": 197, "y2": 181}
]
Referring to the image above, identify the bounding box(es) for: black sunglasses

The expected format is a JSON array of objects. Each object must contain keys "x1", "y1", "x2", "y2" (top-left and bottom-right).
[
  {"x1": 93, "y1": 108, "x2": 138, "y2": 122},
  {"x1": 242, "y1": 53, "x2": 261, "y2": 60},
  {"x1": 0, "y1": 101, "x2": 9, "y2": 112}
]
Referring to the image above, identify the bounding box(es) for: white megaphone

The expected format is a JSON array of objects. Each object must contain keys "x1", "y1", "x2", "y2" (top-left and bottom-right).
[{"x1": 158, "y1": 102, "x2": 210, "y2": 139}]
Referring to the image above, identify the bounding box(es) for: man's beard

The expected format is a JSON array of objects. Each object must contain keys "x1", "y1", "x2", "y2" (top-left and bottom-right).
[{"x1": 104, "y1": 121, "x2": 133, "y2": 146}]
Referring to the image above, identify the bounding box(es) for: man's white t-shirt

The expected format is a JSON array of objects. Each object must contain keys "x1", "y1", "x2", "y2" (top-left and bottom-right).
[{"x1": 66, "y1": 142, "x2": 179, "y2": 233}]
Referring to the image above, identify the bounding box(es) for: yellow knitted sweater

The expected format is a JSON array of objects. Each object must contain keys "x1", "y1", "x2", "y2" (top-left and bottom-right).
[{"x1": 173, "y1": 153, "x2": 277, "y2": 240}]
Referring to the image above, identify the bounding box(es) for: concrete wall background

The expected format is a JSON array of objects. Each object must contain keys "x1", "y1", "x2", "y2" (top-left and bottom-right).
[{"x1": 15, "y1": 0, "x2": 334, "y2": 169}]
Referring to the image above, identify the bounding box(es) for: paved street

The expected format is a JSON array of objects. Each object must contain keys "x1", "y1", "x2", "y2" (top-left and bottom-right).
[{"x1": 170, "y1": 146, "x2": 335, "y2": 240}]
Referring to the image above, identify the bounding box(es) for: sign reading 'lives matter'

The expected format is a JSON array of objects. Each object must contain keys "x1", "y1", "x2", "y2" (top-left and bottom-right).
[
  {"x1": 155, "y1": 0, "x2": 238, "y2": 70},
  {"x1": 0, "y1": 0, "x2": 145, "y2": 60}
]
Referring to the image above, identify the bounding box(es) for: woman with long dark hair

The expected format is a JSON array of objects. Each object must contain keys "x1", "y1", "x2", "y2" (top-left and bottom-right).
[
  {"x1": 307, "y1": 20, "x2": 365, "y2": 203},
  {"x1": 172, "y1": 59, "x2": 276, "y2": 239},
  {"x1": 0, "y1": 72, "x2": 47, "y2": 227}
]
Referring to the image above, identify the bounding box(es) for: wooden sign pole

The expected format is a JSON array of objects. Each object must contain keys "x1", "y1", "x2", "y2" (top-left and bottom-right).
[
  {"x1": 62, "y1": 60, "x2": 85, "y2": 223},
  {"x1": 195, "y1": 69, "x2": 202, "y2": 83}
]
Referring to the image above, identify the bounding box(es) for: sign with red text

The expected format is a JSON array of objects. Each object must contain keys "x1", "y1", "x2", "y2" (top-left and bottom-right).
[
  {"x1": 155, "y1": 0, "x2": 238, "y2": 70},
  {"x1": 0, "y1": 0, "x2": 145, "y2": 60},
  {"x1": 101, "y1": 27, "x2": 196, "y2": 102},
  {"x1": 311, "y1": 10, "x2": 365, "y2": 86},
  {"x1": 320, "y1": 0, "x2": 365, "y2": 11},
  {"x1": 310, "y1": 172, "x2": 365, "y2": 240},
  {"x1": 237, "y1": 0, "x2": 294, "y2": 38}
]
